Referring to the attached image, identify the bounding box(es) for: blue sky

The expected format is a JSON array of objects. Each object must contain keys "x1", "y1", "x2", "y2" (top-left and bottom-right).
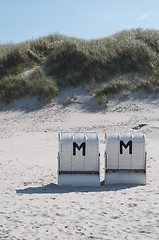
[{"x1": 0, "y1": 0, "x2": 159, "y2": 44}]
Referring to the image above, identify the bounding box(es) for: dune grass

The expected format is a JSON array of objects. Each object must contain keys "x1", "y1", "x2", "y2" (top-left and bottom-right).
[
  {"x1": 0, "y1": 28, "x2": 159, "y2": 104},
  {"x1": 0, "y1": 67, "x2": 58, "y2": 104}
]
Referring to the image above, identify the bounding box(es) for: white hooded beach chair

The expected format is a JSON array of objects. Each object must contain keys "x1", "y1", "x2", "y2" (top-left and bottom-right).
[
  {"x1": 105, "y1": 131, "x2": 146, "y2": 185},
  {"x1": 58, "y1": 132, "x2": 100, "y2": 186}
]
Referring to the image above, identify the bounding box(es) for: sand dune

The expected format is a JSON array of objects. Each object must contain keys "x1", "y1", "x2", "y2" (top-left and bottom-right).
[{"x1": 0, "y1": 88, "x2": 159, "y2": 239}]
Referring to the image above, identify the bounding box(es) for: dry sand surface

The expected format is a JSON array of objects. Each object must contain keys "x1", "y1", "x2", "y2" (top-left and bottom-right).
[{"x1": 0, "y1": 87, "x2": 159, "y2": 240}]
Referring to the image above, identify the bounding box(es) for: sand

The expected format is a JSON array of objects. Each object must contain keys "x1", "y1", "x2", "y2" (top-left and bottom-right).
[{"x1": 0, "y1": 87, "x2": 159, "y2": 240}]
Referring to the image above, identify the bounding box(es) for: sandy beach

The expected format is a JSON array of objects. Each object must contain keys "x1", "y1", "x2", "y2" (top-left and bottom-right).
[{"x1": 0, "y1": 87, "x2": 159, "y2": 240}]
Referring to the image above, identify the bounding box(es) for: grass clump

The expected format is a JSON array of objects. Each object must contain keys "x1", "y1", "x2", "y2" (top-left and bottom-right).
[
  {"x1": 94, "y1": 74, "x2": 159, "y2": 104},
  {"x1": 95, "y1": 80, "x2": 130, "y2": 96},
  {"x1": 136, "y1": 77, "x2": 159, "y2": 92},
  {"x1": 0, "y1": 67, "x2": 58, "y2": 104},
  {"x1": 96, "y1": 94, "x2": 109, "y2": 107}
]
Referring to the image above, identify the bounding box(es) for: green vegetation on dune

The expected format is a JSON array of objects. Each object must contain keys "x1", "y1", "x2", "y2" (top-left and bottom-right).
[
  {"x1": 0, "y1": 67, "x2": 58, "y2": 104},
  {"x1": 0, "y1": 28, "x2": 159, "y2": 105}
]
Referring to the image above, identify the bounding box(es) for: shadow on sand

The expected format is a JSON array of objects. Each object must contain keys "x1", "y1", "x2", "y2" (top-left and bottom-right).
[{"x1": 16, "y1": 181, "x2": 143, "y2": 195}]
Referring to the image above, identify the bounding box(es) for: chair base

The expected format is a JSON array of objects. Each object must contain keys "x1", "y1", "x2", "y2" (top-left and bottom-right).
[
  {"x1": 58, "y1": 174, "x2": 100, "y2": 187},
  {"x1": 105, "y1": 172, "x2": 146, "y2": 185}
]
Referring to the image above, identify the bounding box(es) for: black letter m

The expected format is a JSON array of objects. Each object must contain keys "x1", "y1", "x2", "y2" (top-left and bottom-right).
[
  {"x1": 120, "y1": 140, "x2": 132, "y2": 154},
  {"x1": 73, "y1": 142, "x2": 86, "y2": 156}
]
